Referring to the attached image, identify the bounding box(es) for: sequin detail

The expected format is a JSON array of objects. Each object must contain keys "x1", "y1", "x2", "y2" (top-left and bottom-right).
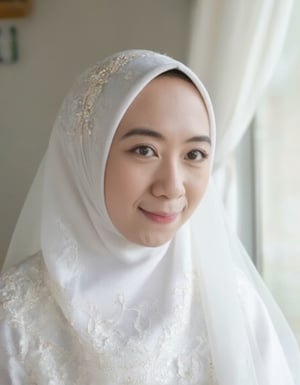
[{"x1": 66, "y1": 51, "x2": 155, "y2": 137}]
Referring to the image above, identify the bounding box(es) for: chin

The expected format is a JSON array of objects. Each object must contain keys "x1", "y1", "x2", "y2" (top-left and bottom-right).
[{"x1": 135, "y1": 232, "x2": 174, "y2": 248}]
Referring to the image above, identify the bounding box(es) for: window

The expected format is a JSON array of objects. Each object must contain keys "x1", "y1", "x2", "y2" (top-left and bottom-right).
[{"x1": 254, "y1": 3, "x2": 300, "y2": 343}]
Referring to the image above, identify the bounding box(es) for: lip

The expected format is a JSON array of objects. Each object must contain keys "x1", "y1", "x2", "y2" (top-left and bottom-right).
[{"x1": 139, "y1": 208, "x2": 180, "y2": 224}]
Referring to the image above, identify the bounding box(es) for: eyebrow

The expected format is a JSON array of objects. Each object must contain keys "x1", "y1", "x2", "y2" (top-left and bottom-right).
[{"x1": 120, "y1": 127, "x2": 211, "y2": 145}]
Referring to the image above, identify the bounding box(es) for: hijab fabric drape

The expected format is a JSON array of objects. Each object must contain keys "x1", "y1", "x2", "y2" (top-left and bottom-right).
[{"x1": 1, "y1": 50, "x2": 300, "y2": 385}]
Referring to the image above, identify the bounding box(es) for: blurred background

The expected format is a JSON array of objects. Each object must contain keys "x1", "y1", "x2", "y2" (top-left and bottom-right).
[{"x1": 0, "y1": 0, "x2": 299, "y2": 344}]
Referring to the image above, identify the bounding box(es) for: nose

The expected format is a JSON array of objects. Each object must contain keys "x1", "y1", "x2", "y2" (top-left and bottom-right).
[{"x1": 151, "y1": 159, "x2": 185, "y2": 199}]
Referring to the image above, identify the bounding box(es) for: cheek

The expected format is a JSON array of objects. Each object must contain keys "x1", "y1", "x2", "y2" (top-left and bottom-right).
[
  {"x1": 187, "y1": 170, "x2": 210, "y2": 209},
  {"x1": 105, "y1": 158, "x2": 146, "y2": 216}
]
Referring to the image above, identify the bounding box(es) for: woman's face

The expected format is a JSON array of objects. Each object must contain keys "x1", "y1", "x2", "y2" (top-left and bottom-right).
[{"x1": 104, "y1": 74, "x2": 211, "y2": 247}]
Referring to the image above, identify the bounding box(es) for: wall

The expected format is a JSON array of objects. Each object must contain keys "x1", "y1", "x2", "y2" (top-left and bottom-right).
[{"x1": 0, "y1": 0, "x2": 190, "y2": 263}]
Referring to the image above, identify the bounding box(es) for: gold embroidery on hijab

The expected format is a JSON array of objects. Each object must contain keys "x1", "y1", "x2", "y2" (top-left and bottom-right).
[{"x1": 66, "y1": 51, "x2": 155, "y2": 138}]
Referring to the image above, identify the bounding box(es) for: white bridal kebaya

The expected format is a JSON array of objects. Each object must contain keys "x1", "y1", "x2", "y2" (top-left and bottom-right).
[{"x1": 1, "y1": 50, "x2": 300, "y2": 385}]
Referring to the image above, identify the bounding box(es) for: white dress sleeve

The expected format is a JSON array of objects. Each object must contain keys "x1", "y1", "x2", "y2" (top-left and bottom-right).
[
  {"x1": 0, "y1": 276, "x2": 27, "y2": 385},
  {"x1": 0, "y1": 256, "x2": 79, "y2": 385}
]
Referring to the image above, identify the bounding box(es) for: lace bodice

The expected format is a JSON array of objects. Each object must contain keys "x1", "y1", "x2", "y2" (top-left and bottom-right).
[{"x1": 0, "y1": 254, "x2": 217, "y2": 385}]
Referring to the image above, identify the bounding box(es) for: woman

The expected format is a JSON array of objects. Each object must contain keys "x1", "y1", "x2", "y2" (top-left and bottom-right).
[{"x1": 0, "y1": 50, "x2": 299, "y2": 385}]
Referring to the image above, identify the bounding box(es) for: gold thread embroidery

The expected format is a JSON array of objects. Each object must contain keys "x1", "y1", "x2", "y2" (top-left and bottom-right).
[{"x1": 66, "y1": 51, "x2": 155, "y2": 138}]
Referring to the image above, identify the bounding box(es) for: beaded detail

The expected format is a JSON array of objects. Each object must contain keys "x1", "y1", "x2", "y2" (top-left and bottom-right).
[{"x1": 65, "y1": 51, "x2": 155, "y2": 138}]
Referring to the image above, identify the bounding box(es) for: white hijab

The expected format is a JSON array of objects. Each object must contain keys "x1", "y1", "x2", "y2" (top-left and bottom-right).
[{"x1": 3, "y1": 50, "x2": 300, "y2": 385}]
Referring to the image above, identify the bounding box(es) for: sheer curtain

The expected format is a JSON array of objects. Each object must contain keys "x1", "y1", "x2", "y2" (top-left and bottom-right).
[
  {"x1": 187, "y1": 0, "x2": 293, "y2": 229},
  {"x1": 255, "y1": 0, "x2": 300, "y2": 343}
]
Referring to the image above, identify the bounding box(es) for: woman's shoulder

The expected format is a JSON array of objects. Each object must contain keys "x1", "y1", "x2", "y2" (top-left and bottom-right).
[{"x1": 0, "y1": 253, "x2": 47, "y2": 315}]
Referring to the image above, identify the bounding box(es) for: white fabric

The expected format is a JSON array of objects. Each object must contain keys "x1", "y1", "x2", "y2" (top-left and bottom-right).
[
  {"x1": 4, "y1": 156, "x2": 45, "y2": 266},
  {"x1": 187, "y1": 0, "x2": 293, "y2": 229},
  {"x1": 1, "y1": 50, "x2": 300, "y2": 385},
  {"x1": 256, "y1": 0, "x2": 300, "y2": 341},
  {"x1": 188, "y1": 0, "x2": 293, "y2": 166}
]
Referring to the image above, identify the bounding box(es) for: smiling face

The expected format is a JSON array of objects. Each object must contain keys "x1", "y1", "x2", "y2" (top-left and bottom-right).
[{"x1": 104, "y1": 73, "x2": 211, "y2": 247}]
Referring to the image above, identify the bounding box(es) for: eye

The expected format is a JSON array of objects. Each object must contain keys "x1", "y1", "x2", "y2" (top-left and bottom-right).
[
  {"x1": 131, "y1": 145, "x2": 156, "y2": 157},
  {"x1": 184, "y1": 149, "x2": 207, "y2": 161}
]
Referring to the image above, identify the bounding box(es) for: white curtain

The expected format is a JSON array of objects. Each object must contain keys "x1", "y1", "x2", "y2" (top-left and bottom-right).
[
  {"x1": 188, "y1": 0, "x2": 292, "y2": 166},
  {"x1": 255, "y1": 0, "x2": 300, "y2": 343},
  {"x1": 187, "y1": 0, "x2": 293, "y2": 228}
]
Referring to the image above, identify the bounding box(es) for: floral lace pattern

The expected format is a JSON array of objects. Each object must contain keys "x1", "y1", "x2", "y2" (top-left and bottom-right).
[{"x1": 0, "y1": 252, "x2": 217, "y2": 385}]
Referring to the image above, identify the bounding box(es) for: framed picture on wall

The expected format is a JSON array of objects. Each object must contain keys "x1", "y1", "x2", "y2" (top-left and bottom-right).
[{"x1": 0, "y1": 0, "x2": 31, "y2": 18}]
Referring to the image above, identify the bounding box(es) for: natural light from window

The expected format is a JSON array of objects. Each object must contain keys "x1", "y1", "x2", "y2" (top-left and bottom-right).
[{"x1": 255, "y1": 2, "x2": 300, "y2": 344}]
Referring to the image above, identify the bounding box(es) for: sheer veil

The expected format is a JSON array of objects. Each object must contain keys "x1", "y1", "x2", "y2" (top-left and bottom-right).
[
  {"x1": 2, "y1": 50, "x2": 300, "y2": 385},
  {"x1": 4, "y1": 155, "x2": 45, "y2": 266}
]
